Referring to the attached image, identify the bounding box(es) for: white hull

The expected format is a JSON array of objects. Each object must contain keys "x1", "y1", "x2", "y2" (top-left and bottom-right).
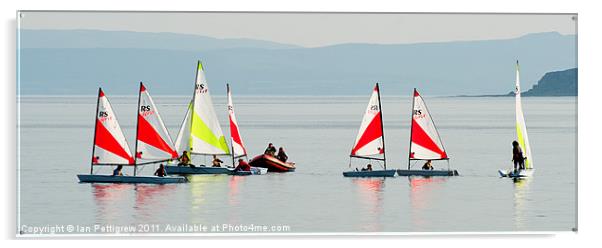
[{"x1": 498, "y1": 168, "x2": 535, "y2": 178}]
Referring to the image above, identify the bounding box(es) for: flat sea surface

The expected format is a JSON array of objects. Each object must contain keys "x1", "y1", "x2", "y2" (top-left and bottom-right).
[{"x1": 17, "y1": 95, "x2": 577, "y2": 233}]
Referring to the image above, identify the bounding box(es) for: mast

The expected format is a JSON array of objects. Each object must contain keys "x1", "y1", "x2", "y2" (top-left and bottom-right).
[
  {"x1": 228, "y1": 83, "x2": 235, "y2": 167},
  {"x1": 376, "y1": 83, "x2": 387, "y2": 170},
  {"x1": 407, "y1": 88, "x2": 416, "y2": 170},
  {"x1": 90, "y1": 87, "x2": 102, "y2": 174},
  {"x1": 133, "y1": 82, "x2": 143, "y2": 176},
  {"x1": 188, "y1": 61, "x2": 201, "y2": 156}
]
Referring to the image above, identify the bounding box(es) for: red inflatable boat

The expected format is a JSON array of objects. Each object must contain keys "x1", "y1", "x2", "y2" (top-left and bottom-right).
[{"x1": 249, "y1": 154, "x2": 296, "y2": 172}]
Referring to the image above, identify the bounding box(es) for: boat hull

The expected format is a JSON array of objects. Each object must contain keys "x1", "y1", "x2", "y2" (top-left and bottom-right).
[
  {"x1": 230, "y1": 167, "x2": 269, "y2": 176},
  {"x1": 343, "y1": 170, "x2": 397, "y2": 177},
  {"x1": 77, "y1": 174, "x2": 187, "y2": 184},
  {"x1": 396, "y1": 169, "x2": 459, "y2": 177},
  {"x1": 249, "y1": 155, "x2": 296, "y2": 172},
  {"x1": 498, "y1": 168, "x2": 534, "y2": 178},
  {"x1": 164, "y1": 165, "x2": 234, "y2": 175}
]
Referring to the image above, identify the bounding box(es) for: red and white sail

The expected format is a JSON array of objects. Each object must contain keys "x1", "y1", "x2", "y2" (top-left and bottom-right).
[
  {"x1": 227, "y1": 84, "x2": 247, "y2": 157},
  {"x1": 351, "y1": 84, "x2": 384, "y2": 156},
  {"x1": 409, "y1": 89, "x2": 448, "y2": 160},
  {"x1": 92, "y1": 88, "x2": 135, "y2": 165},
  {"x1": 135, "y1": 83, "x2": 178, "y2": 161}
]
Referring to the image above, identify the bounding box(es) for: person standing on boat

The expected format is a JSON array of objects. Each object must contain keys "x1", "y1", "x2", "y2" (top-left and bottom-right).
[
  {"x1": 112, "y1": 165, "x2": 124, "y2": 176},
  {"x1": 234, "y1": 158, "x2": 251, "y2": 172},
  {"x1": 264, "y1": 143, "x2": 276, "y2": 156},
  {"x1": 212, "y1": 155, "x2": 224, "y2": 167},
  {"x1": 178, "y1": 151, "x2": 191, "y2": 166},
  {"x1": 154, "y1": 164, "x2": 167, "y2": 177},
  {"x1": 276, "y1": 147, "x2": 288, "y2": 162},
  {"x1": 422, "y1": 160, "x2": 434, "y2": 170},
  {"x1": 512, "y1": 140, "x2": 525, "y2": 171}
]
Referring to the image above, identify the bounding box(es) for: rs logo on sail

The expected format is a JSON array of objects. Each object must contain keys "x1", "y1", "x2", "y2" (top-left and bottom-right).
[
  {"x1": 195, "y1": 83, "x2": 208, "y2": 93},
  {"x1": 140, "y1": 105, "x2": 155, "y2": 117}
]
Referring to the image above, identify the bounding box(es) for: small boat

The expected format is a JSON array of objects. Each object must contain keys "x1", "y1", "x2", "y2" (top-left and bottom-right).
[
  {"x1": 249, "y1": 154, "x2": 296, "y2": 172},
  {"x1": 77, "y1": 87, "x2": 186, "y2": 184},
  {"x1": 499, "y1": 61, "x2": 535, "y2": 178},
  {"x1": 343, "y1": 83, "x2": 396, "y2": 177},
  {"x1": 230, "y1": 167, "x2": 269, "y2": 176},
  {"x1": 397, "y1": 88, "x2": 458, "y2": 177},
  {"x1": 166, "y1": 61, "x2": 233, "y2": 175}
]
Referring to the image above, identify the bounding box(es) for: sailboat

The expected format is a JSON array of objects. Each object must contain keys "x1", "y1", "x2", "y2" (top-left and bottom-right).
[
  {"x1": 343, "y1": 83, "x2": 397, "y2": 177},
  {"x1": 77, "y1": 87, "x2": 186, "y2": 184},
  {"x1": 164, "y1": 61, "x2": 234, "y2": 175},
  {"x1": 499, "y1": 61, "x2": 535, "y2": 178},
  {"x1": 397, "y1": 88, "x2": 458, "y2": 177},
  {"x1": 227, "y1": 83, "x2": 268, "y2": 176}
]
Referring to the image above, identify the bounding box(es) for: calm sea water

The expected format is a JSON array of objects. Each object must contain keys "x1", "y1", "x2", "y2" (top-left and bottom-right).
[{"x1": 17, "y1": 95, "x2": 576, "y2": 234}]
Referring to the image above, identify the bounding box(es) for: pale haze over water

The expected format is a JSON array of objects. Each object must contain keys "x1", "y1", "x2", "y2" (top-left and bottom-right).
[{"x1": 18, "y1": 95, "x2": 576, "y2": 233}]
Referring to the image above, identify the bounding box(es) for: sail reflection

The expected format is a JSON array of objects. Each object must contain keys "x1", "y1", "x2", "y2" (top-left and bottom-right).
[
  {"x1": 513, "y1": 178, "x2": 532, "y2": 230},
  {"x1": 133, "y1": 184, "x2": 176, "y2": 223},
  {"x1": 188, "y1": 174, "x2": 228, "y2": 223},
  {"x1": 92, "y1": 184, "x2": 133, "y2": 224},
  {"x1": 409, "y1": 177, "x2": 447, "y2": 231},
  {"x1": 352, "y1": 178, "x2": 385, "y2": 232}
]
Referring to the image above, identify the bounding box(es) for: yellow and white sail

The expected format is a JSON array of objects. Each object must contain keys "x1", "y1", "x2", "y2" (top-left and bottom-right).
[{"x1": 515, "y1": 61, "x2": 533, "y2": 169}]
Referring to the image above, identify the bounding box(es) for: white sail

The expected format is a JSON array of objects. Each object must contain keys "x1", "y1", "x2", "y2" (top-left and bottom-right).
[
  {"x1": 515, "y1": 61, "x2": 533, "y2": 169},
  {"x1": 227, "y1": 84, "x2": 247, "y2": 157},
  {"x1": 174, "y1": 100, "x2": 192, "y2": 154},
  {"x1": 92, "y1": 89, "x2": 134, "y2": 165},
  {"x1": 135, "y1": 83, "x2": 178, "y2": 161},
  {"x1": 409, "y1": 89, "x2": 448, "y2": 160},
  {"x1": 351, "y1": 84, "x2": 384, "y2": 157},
  {"x1": 188, "y1": 61, "x2": 230, "y2": 155}
]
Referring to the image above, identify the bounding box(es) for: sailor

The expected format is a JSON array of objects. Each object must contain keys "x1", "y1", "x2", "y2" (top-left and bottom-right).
[
  {"x1": 211, "y1": 155, "x2": 224, "y2": 167},
  {"x1": 422, "y1": 160, "x2": 434, "y2": 170},
  {"x1": 112, "y1": 165, "x2": 124, "y2": 176},
  {"x1": 276, "y1": 147, "x2": 288, "y2": 162},
  {"x1": 264, "y1": 143, "x2": 277, "y2": 156},
  {"x1": 361, "y1": 164, "x2": 373, "y2": 171},
  {"x1": 512, "y1": 140, "x2": 525, "y2": 171},
  {"x1": 234, "y1": 158, "x2": 251, "y2": 172},
  {"x1": 178, "y1": 151, "x2": 191, "y2": 166},
  {"x1": 154, "y1": 164, "x2": 167, "y2": 177}
]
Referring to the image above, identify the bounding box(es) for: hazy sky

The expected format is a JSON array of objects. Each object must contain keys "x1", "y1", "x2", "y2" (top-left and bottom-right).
[{"x1": 19, "y1": 11, "x2": 577, "y2": 47}]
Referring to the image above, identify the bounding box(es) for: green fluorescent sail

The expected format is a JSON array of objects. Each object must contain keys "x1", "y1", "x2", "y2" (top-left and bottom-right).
[{"x1": 191, "y1": 112, "x2": 230, "y2": 154}]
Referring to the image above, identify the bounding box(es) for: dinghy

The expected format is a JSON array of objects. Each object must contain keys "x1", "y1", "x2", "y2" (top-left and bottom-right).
[
  {"x1": 249, "y1": 154, "x2": 296, "y2": 172},
  {"x1": 226, "y1": 83, "x2": 267, "y2": 175},
  {"x1": 343, "y1": 83, "x2": 396, "y2": 177},
  {"x1": 499, "y1": 61, "x2": 535, "y2": 178},
  {"x1": 165, "y1": 61, "x2": 234, "y2": 175},
  {"x1": 77, "y1": 88, "x2": 186, "y2": 184},
  {"x1": 397, "y1": 89, "x2": 458, "y2": 177}
]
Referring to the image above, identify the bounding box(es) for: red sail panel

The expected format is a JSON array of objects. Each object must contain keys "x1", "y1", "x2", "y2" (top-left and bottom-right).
[
  {"x1": 137, "y1": 114, "x2": 178, "y2": 159},
  {"x1": 410, "y1": 118, "x2": 447, "y2": 159},
  {"x1": 351, "y1": 113, "x2": 384, "y2": 155},
  {"x1": 94, "y1": 119, "x2": 135, "y2": 164}
]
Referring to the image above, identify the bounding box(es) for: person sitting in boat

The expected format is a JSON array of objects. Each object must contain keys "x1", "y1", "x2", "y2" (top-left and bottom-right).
[
  {"x1": 512, "y1": 140, "x2": 525, "y2": 171},
  {"x1": 234, "y1": 158, "x2": 251, "y2": 172},
  {"x1": 361, "y1": 164, "x2": 373, "y2": 172},
  {"x1": 276, "y1": 147, "x2": 288, "y2": 162},
  {"x1": 422, "y1": 160, "x2": 434, "y2": 170},
  {"x1": 264, "y1": 143, "x2": 277, "y2": 156},
  {"x1": 154, "y1": 164, "x2": 167, "y2": 177},
  {"x1": 112, "y1": 165, "x2": 123, "y2": 176},
  {"x1": 178, "y1": 151, "x2": 191, "y2": 166},
  {"x1": 212, "y1": 155, "x2": 224, "y2": 167}
]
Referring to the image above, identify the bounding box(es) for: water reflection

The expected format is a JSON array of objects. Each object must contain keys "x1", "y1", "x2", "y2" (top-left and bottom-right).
[
  {"x1": 513, "y1": 178, "x2": 532, "y2": 230},
  {"x1": 409, "y1": 177, "x2": 447, "y2": 231},
  {"x1": 351, "y1": 178, "x2": 385, "y2": 232},
  {"x1": 92, "y1": 184, "x2": 133, "y2": 224},
  {"x1": 133, "y1": 184, "x2": 176, "y2": 223},
  {"x1": 188, "y1": 175, "x2": 228, "y2": 223}
]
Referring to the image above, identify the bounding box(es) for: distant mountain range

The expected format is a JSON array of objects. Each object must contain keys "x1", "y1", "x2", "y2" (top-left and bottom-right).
[
  {"x1": 18, "y1": 29, "x2": 577, "y2": 96},
  {"x1": 521, "y1": 68, "x2": 577, "y2": 96}
]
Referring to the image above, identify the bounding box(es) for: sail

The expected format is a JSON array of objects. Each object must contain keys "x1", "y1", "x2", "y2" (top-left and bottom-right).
[
  {"x1": 174, "y1": 100, "x2": 192, "y2": 154},
  {"x1": 227, "y1": 84, "x2": 247, "y2": 157},
  {"x1": 92, "y1": 88, "x2": 135, "y2": 165},
  {"x1": 135, "y1": 83, "x2": 178, "y2": 161},
  {"x1": 515, "y1": 61, "x2": 533, "y2": 169},
  {"x1": 351, "y1": 84, "x2": 384, "y2": 156},
  {"x1": 409, "y1": 89, "x2": 448, "y2": 160},
  {"x1": 189, "y1": 61, "x2": 230, "y2": 155}
]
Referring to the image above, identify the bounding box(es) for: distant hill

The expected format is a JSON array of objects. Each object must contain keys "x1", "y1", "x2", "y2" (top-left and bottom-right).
[
  {"x1": 522, "y1": 68, "x2": 577, "y2": 96},
  {"x1": 18, "y1": 30, "x2": 576, "y2": 96}
]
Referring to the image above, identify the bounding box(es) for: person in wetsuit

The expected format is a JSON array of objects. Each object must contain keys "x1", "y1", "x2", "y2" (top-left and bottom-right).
[
  {"x1": 276, "y1": 147, "x2": 288, "y2": 163},
  {"x1": 234, "y1": 158, "x2": 251, "y2": 172},
  {"x1": 154, "y1": 164, "x2": 167, "y2": 177},
  {"x1": 264, "y1": 143, "x2": 277, "y2": 156},
  {"x1": 422, "y1": 160, "x2": 434, "y2": 170},
  {"x1": 512, "y1": 140, "x2": 526, "y2": 172}
]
